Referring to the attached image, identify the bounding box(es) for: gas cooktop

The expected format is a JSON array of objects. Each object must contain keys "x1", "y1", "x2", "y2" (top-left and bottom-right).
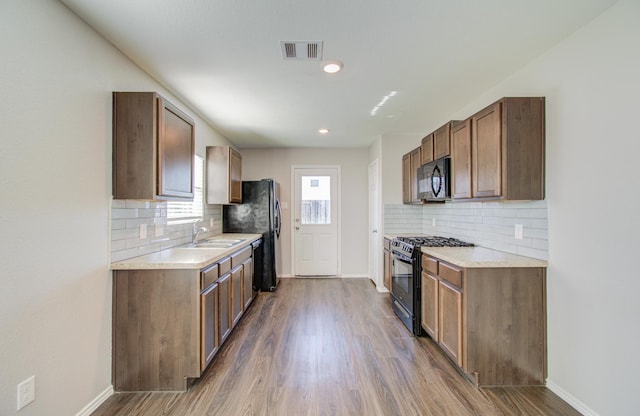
[{"x1": 395, "y1": 236, "x2": 475, "y2": 247}]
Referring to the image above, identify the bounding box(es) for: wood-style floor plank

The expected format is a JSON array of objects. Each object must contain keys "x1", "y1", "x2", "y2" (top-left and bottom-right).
[{"x1": 92, "y1": 278, "x2": 581, "y2": 416}]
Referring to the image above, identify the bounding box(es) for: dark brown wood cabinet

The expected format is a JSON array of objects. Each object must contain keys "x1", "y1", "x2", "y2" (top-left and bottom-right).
[
  {"x1": 422, "y1": 122, "x2": 453, "y2": 165},
  {"x1": 438, "y1": 280, "x2": 463, "y2": 366},
  {"x1": 383, "y1": 238, "x2": 391, "y2": 290},
  {"x1": 242, "y1": 257, "x2": 254, "y2": 310},
  {"x1": 112, "y1": 243, "x2": 259, "y2": 391},
  {"x1": 421, "y1": 253, "x2": 546, "y2": 387},
  {"x1": 402, "y1": 146, "x2": 422, "y2": 204},
  {"x1": 112, "y1": 92, "x2": 195, "y2": 200},
  {"x1": 451, "y1": 119, "x2": 472, "y2": 199},
  {"x1": 420, "y1": 270, "x2": 438, "y2": 341},
  {"x1": 420, "y1": 133, "x2": 434, "y2": 165},
  {"x1": 201, "y1": 281, "x2": 219, "y2": 371},
  {"x1": 217, "y1": 272, "x2": 232, "y2": 344},
  {"x1": 454, "y1": 97, "x2": 545, "y2": 200},
  {"x1": 230, "y1": 265, "x2": 243, "y2": 327},
  {"x1": 206, "y1": 146, "x2": 243, "y2": 204}
]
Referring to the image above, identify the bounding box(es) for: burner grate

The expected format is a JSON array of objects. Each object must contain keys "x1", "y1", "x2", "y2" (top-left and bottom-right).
[{"x1": 397, "y1": 236, "x2": 474, "y2": 247}]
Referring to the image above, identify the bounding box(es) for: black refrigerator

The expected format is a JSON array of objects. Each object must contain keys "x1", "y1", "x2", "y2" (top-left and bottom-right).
[{"x1": 223, "y1": 179, "x2": 281, "y2": 291}]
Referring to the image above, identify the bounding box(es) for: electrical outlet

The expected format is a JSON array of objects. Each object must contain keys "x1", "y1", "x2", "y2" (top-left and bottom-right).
[
  {"x1": 210, "y1": 218, "x2": 214, "y2": 227},
  {"x1": 139, "y1": 223, "x2": 147, "y2": 239},
  {"x1": 155, "y1": 224, "x2": 164, "y2": 237},
  {"x1": 17, "y1": 376, "x2": 35, "y2": 411},
  {"x1": 515, "y1": 224, "x2": 524, "y2": 240},
  {"x1": 432, "y1": 218, "x2": 436, "y2": 227}
]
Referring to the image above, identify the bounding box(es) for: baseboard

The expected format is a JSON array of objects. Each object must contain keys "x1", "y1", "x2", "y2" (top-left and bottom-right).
[
  {"x1": 547, "y1": 380, "x2": 599, "y2": 416},
  {"x1": 339, "y1": 274, "x2": 368, "y2": 279},
  {"x1": 75, "y1": 385, "x2": 113, "y2": 416}
]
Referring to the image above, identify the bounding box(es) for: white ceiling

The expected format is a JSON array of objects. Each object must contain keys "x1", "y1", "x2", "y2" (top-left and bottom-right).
[{"x1": 60, "y1": 0, "x2": 616, "y2": 148}]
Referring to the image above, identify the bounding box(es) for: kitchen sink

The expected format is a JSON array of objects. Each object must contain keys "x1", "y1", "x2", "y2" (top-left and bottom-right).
[{"x1": 182, "y1": 238, "x2": 247, "y2": 249}]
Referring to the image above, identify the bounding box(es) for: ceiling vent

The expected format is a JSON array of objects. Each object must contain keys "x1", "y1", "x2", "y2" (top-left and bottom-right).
[{"x1": 280, "y1": 41, "x2": 323, "y2": 60}]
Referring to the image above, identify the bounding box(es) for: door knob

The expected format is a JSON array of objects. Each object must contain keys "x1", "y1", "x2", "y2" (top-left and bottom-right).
[{"x1": 295, "y1": 226, "x2": 300, "y2": 230}]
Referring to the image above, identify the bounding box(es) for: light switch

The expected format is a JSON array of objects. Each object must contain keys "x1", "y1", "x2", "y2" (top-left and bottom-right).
[{"x1": 155, "y1": 225, "x2": 163, "y2": 237}]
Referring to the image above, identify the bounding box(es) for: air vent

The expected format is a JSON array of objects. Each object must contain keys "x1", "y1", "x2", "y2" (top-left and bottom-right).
[{"x1": 280, "y1": 41, "x2": 323, "y2": 61}]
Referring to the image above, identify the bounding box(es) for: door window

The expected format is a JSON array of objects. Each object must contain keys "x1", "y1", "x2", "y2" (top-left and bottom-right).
[{"x1": 300, "y1": 176, "x2": 331, "y2": 225}]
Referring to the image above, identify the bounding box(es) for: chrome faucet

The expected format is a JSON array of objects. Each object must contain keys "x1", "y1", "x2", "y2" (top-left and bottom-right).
[{"x1": 192, "y1": 222, "x2": 210, "y2": 244}]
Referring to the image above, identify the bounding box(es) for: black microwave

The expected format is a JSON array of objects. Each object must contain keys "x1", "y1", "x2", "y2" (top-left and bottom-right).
[{"x1": 417, "y1": 157, "x2": 451, "y2": 201}]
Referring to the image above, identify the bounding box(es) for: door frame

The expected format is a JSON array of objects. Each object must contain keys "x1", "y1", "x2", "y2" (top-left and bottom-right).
[
  {"x1": 290, "y1": 165, "x2": 341, "y2": 277},
  {"x1": 368, "y1": 158, "x2": 383, "y2": 289}
]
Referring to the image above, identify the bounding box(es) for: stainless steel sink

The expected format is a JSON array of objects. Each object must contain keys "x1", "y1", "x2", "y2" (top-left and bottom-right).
[
  {"x1": 205, "y1": 238, "x2": 246, "y2": 244},
  {"x1": 182, "y1": 238, "x2": 246, "y2": 249}
]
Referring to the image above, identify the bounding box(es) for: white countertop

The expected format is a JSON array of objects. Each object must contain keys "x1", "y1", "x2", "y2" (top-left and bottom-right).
[
  {"x1": 110, "y1": 233, "x2": 262, "y2": 270},
  {"x1": 421, "y1": 246, "x2": 548, "y2": 268}
]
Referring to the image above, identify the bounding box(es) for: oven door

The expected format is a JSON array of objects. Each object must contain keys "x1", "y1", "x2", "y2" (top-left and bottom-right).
[{"x1": 391, "y1": 251, "x2": 414, "y2": 313}]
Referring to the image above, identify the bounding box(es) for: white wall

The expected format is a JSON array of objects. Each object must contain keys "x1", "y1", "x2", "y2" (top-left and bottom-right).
[
  {"x1": 374, "y1": 1, "x2": 640, "y2": 414},
  {"x1": 0, "y1": 1, "x2": 231, "y2": 415},
  {"x1": 241, "y1": 148, "x2": 369, "y2": 277}
]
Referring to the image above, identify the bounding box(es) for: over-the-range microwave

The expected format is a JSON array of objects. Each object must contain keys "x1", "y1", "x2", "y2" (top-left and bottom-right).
[{"x1": 417, "y1": 157, "x2": 450, "y2": 202}]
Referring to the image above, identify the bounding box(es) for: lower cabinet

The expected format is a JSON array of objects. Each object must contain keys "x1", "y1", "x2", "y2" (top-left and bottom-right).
[
  {"x1": 421, "y1": 253, "x2": 547, "y2": 386},
  {"x1": 438, "y1": 280, "x2": 462, "y2": 367},
  {"x1": 231, "y1": 265, "x2": 243, "y2": 327},
  {"x1": 243, "y1": 257, "x2": 254, "y2": 310},
  {"x1": 218, "y1": 272, "x2": 232, "y2": 344},
  {"x1": 420, "y1": 271, "x2": 438, "y2": 341},
  {"x1": 201, "y1": 282, "x2": 219, "y2": 371},
  {"x1": 112, "y1": 240, "x2": 261, "y2": 392},
  {"x1": 383, "y1": 238, "x2": 391, "y2": 290}
]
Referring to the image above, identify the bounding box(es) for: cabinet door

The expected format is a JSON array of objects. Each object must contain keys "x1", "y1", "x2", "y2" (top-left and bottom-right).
[
  {"x1": 409, "y1": 147, "x2": 422, "y2": 203},
  {"x1": 472, "y1": 101, "x2": 502, "y2": 198},
  {"x1": 402, "y1": 153, "x2": 411, "y2": 204},
  {"x1": 451, "y1": 119, "x2": 472, "y2": 199},
  {"x1": 433, "y1": 122, "x2": 451, "y2": 159},
  {"x1": 439, "y1": 280, "x2": 463, "y2": 367},
  {"x1": 218, "y1": 273, "x2": 232, "y2": 343},
  {"x1": 200, "y1": 283, "x2": 219, "y2": 371},
  {"x1": 383, "y1": 248, "x2": 391, "y2": 290},
  {"x1": 229, "y1": 148, "x2": 243, "y2": 203},
  {"x1": 421, "y1": 134, "x2": 434, "y2": 165},
  {"x1": 157, "y1": 97, "x2": 195, "y2": 199},
  {"x1": 242, "y1": 257, "x2": 254, "y2": 310},
  {"x1": 421, "y1": 271, "x2": 438, "y2": 341},
  {"x1": 231, "y1": 265, "x2": 244, "y2": 327}
]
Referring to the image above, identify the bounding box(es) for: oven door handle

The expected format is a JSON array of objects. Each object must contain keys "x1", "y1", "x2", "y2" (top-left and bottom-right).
[{"x1": 392, "y1": 251, "x2": 413, "y2": 263}]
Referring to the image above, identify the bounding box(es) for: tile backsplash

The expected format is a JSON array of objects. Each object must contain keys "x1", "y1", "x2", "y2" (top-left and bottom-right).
[
  {"x1": 384, "y1": 200, "x2": 548, "y2": 260},
  {"x1": 110, "y1": 199, "x2": 222, "y2": 262}
]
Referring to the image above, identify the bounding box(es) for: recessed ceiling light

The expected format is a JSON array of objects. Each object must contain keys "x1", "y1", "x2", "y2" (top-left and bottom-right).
[
  {"x1": 322, "y1": 61, "x2": 343, "y2": 74},
  {"x1": 318, "y1": 128, "x2": 329, "y2": 134}
]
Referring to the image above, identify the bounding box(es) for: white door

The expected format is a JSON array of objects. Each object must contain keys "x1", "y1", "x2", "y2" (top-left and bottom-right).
[
  {"x1": 369, "y1": 159, "x2": 381, "y2": 287},
  {"x1": 293, "y1": 167, "x2": 338, "y2": 276}
]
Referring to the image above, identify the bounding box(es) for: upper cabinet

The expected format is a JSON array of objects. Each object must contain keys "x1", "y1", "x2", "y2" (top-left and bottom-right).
[
  {"x1": 422, "y1": 121, "x2": 453, "y2": 165},
  {"x1": 402, "y1": 146, "x2": 422, "y2": 204},
  {"x1": 467, "y1": 97, "x2": 545, "y2": 201},
  {"x1": 112, "y1": 92, "x2": 195, "y2": 200},
  {"x1": 451, "y1": 119, "x2": 472, "y2": 199},
  {"x1": 206, "y1": 146, "x2": 242, "y2": 204}
]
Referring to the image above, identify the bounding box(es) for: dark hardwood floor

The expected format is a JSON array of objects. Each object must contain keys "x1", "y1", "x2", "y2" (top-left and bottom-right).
[{"x1": 93, "y1": 278, "x2": 580, "y2": 416}]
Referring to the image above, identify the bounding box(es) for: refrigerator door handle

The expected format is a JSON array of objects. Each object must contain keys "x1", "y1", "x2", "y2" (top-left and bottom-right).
[{"x1": 275, "y1": 198, "x2": 282, "y2": 238}]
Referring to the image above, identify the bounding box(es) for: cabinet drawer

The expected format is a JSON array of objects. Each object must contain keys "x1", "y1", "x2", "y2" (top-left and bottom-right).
[
  {"x1": 218, "y1": 257, "x2": 231, "y2": 275},
  {"x1": 422, "y1": 255, "x2": 438, "y2": 275},
  {"x1": 231, "y1": 246, "x2": 252, "y2": 267},
  {"x1": 201, "y1": 263, "x2": 219, "y2": 290},
  {"x1": 439, "y1": 261, "x2": 462, "y2": 288}
]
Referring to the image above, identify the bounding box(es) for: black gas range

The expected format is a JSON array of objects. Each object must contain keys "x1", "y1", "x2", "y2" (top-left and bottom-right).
[{"x1": 390, "y1": 235, "x2": 474, "y2": 335}]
